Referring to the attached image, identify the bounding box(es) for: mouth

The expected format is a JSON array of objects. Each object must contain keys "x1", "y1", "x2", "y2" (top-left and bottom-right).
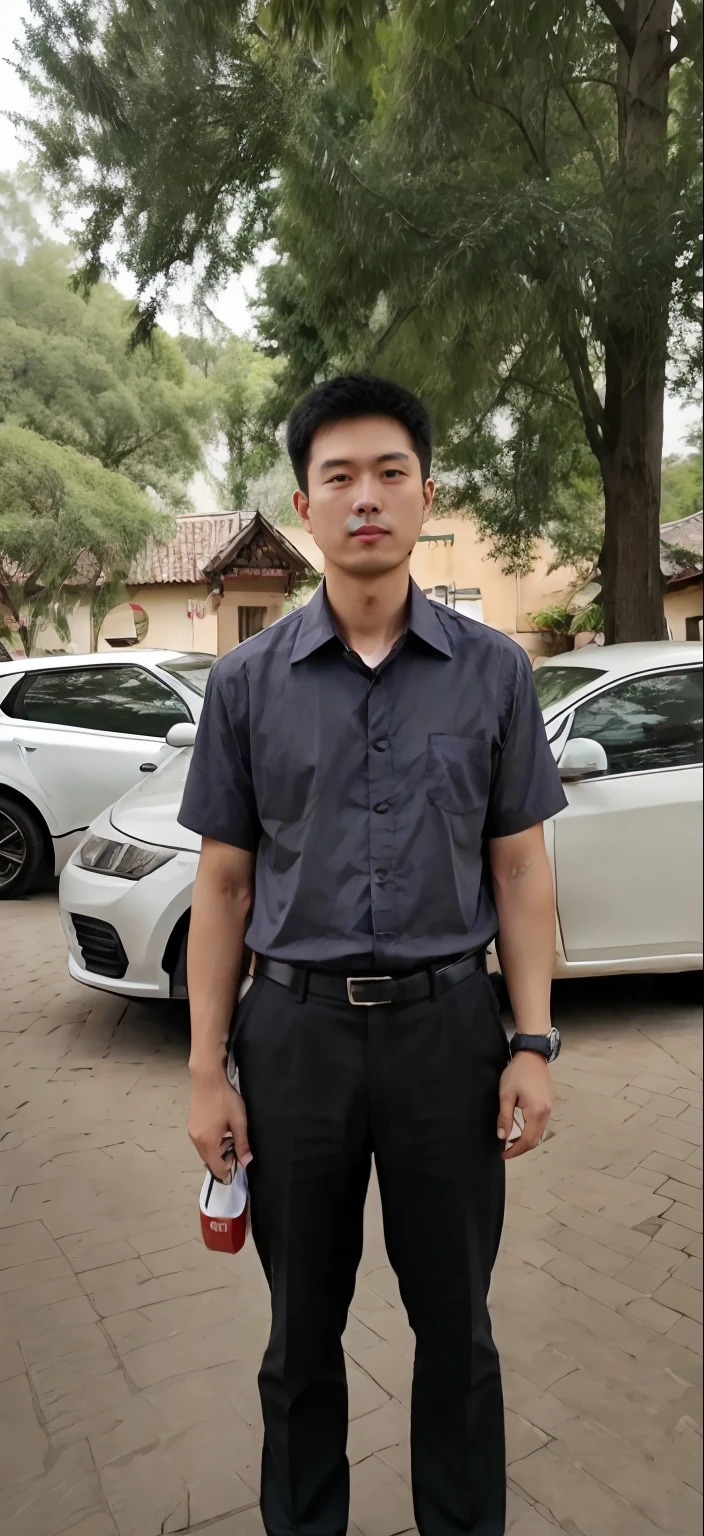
[{"x1": 351, "y1": 525, "x2": 389, "y2": 545}]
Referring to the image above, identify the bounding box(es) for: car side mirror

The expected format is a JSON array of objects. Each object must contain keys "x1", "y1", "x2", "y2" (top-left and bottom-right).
[
  {"x1": 558, "y1": 737, "x2": 608, "y2": 781},
  {"x1": 165, "y1": 721, "x2": 197, "y2": 748}
]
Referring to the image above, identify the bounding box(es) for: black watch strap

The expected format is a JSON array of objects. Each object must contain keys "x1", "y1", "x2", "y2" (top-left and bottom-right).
[{"x1": 509, "y1": 1028, "x2": 561, "y2": 1064}]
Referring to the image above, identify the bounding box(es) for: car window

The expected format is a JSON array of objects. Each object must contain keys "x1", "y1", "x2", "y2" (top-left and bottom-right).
[
  {"x1": 158, "y1": 653, "x2": 215, "y2": 698},
  {"x1": 534, "y1": 665, "x2": 608, "y2": 709},
  {"x1": 14, "y1": 666, "x2": 191, "y2": 738},
  {"x1": 569, "y1": 668, "x2": 703, "y2": 775}
]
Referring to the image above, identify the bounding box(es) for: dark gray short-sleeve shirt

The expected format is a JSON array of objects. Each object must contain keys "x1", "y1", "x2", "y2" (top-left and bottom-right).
[{"x1": 178, "y1": 581, "x2": 567, "y2": 966}]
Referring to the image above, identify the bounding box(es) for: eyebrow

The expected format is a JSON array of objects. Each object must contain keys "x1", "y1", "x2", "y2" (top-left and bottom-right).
[{"x1": 319, "y1": 452, "x2": 411, "y2": 471}]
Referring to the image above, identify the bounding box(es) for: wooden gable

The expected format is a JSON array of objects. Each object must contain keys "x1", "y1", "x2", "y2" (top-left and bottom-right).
[{"x1": 201, "y1": 512, "x2": 313, "y2": 588}]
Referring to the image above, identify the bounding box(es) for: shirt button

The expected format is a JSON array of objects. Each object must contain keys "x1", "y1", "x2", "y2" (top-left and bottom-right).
[
  {"x1": 373, "y1": 802, "x2": 390, "y2": 815},
  {"x1": 375, "y1": 868, "x2": 388, "y2": 882},
  {"x1": 373, "y1": 738, "x2": 389, "y2": 752}
]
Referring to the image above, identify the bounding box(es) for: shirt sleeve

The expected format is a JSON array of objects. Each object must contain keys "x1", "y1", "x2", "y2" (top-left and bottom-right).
[
  {"x1": 177, "y1": 659, "x2": 260, "y2": 851},
  {"x1": 486, "y1": 646, "x2": 568, "y2": 838}
]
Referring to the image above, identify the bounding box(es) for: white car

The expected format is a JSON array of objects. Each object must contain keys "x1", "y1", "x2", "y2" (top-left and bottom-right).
[
  {"x1": 59, "y1": 641, "x2": 703, "y2": 999},
  {"x1": 0, "y1": 651, "x2": 215, "y2": 898}
]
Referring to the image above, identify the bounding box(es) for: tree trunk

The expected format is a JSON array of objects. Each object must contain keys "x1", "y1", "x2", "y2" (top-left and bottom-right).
[
  {"x1": 597, "y1": 0, "x2": 674, "y2": 643},
  {"x1": 600, "y1": 348, "x2": 667, "y2": 642}
]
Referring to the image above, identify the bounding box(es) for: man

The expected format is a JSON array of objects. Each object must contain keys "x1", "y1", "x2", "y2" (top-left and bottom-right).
[{"x1": 180, "y1": 374, "x2": 567, "y2": 1536}]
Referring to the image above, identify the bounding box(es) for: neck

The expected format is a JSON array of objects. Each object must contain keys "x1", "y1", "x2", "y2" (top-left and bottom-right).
[{"x1": 324, "y1": 562, "x2": 412, "y2": 667}]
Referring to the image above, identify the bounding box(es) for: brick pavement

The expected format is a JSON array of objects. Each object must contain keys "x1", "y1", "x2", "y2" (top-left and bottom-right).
[{"x1": 0, "y1": 893, "x2": 701, "y2": 1536}]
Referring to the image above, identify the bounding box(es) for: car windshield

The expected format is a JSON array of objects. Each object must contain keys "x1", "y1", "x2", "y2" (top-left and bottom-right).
[
  {"x1": 159, "y1": 653, "x2": 216, "y2": 698},
  {"x1": 534, "y1": 664, "x2": 608, "y2": 710}
]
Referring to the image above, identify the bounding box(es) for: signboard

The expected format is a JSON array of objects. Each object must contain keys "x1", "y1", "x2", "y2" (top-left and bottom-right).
[{"x1": 226, "y1": 568, "x2": 288, "y2": 579}]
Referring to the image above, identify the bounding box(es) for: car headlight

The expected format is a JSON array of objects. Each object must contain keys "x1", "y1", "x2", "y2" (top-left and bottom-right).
[{"x1": 79, "y1": 836, "x2": 176, "y2": 880}]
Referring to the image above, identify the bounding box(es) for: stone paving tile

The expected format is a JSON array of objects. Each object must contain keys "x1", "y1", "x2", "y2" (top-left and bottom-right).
[{"x1": 0, "y1": 896, "x2": 702, "y2": 1534}]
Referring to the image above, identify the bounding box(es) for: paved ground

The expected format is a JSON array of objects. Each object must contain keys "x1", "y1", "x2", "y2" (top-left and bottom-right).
[{"x1": 0, "y1": 894, "x2": 701, "y2": 1536}]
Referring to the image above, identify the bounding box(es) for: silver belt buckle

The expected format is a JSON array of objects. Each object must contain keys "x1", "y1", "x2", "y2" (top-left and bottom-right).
[{"x1": 346, "y1": 975, "x2": 394, "y2": 1006}]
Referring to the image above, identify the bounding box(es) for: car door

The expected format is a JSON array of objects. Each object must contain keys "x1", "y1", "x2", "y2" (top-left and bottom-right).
[
  {"x1": 5, "y1": 664, "x2": 192, "y2": 837},
  {"x1": 554, "y1": 667, "x2": 703, "y2": 964}
]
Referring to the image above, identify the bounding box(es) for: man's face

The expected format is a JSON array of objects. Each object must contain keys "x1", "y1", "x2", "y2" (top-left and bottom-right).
[{"x1": 293, "y1": 415, "x2": 435, "y2": 575}]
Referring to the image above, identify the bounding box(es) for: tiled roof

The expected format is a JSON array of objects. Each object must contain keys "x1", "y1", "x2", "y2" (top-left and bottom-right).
[
  {"x1": 660, "y1": 512, "x2": 703, "y2": 580},
  {"x1": 128, "y1": 512, "x2": 254, "y2": 586}
]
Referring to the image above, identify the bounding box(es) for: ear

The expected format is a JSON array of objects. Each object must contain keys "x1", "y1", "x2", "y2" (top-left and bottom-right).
[
  {"x1": 421, "y1": 478, "x2": 435, "y2": 528},
  {"x1": 292, "y1": 488, "x2": 312, "y2": 532}
]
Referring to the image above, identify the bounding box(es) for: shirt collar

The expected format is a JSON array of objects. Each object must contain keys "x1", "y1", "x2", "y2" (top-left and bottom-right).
[{"x1": 290, "y1": 579, "x2": 452, "y2": 664}]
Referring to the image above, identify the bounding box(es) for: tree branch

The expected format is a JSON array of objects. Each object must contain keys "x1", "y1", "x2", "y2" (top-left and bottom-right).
[
  {"x1": 460, "y1": 56, "x2": 548, "y2": 175},
  {"x1": 567, "y1": 75, "x2": 618, "y2": 92},
  {"x1": 650, "y1": 35, "x2": 692, "y2": 83},
  {"x1": 510, "y1": 376, "x2": 583, "y2": 417},
  {"x1": 593, "y1": 0, "x2": 636, "y2": 55},
  {"x1": 371, "y1": 301, "x2": 421, "y2": 356},
  {"x1": 103, "y1": 426, "x2": 167, "y2": 468},
  {"x1": 561, "y1": 84, "x2": 609, "y2": 187},
  {"x1": 558, "y1": 326, "x2": 605, "y2": 462}
]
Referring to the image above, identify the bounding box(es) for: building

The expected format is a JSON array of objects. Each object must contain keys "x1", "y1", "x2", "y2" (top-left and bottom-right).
[
  {"x1": 281, "y1": 516, "x2": 581, "y2": 660},
  {"x1": 5, "y1": 505, "x2": 700, "y2": 660},
  {"x1": 661, "y1": 512, "x2": 703, "y2": 641},
  {"x1": 104, "y1": 511, "x2": 315, "y2": 656},
  {"x1": 3, "y1": 511, "x2": 314, "y2": 659}
]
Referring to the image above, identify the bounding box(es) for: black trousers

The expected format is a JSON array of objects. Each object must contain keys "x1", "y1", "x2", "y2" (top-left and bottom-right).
[{"x1": 234, "y1": 966, "x2": 509, "y2": 1536}]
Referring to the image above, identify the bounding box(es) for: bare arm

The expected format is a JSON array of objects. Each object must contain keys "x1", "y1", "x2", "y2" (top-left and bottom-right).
[
  {"x1": 488, "y1": 823, "x2": 555, "y2": 1159},
  {"x1": 488, "y1": 822, "x2": 555, "y2": 1035},
  {"x1": 187, "y1": 836, "x2": 255, "y2": 1179}
]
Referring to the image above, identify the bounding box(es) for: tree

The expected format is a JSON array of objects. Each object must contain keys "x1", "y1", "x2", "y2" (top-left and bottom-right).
[
  {"x1": 13, "y1": 2, "x2": 702, "y2": 641},
  {"x1": 180, "y1": 327, "x2": 283, "y2": 507},
  {"x1": 0, "y1": 423, "x2": 171, "y2": 656},
  {"x1": 261, "y1": 0, "x2": 702, "y2": 642},
  {"x1": 0, "y1": 206, "x2": 210, "y2": 507},
  {"x1": 660, "y1": 428, "x2": 703, "y2": 522}
]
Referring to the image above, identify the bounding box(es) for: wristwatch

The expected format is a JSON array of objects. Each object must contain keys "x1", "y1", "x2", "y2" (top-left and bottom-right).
[{"x1": 509, "y1": 1026, "x2": 561, "y2": 1064}]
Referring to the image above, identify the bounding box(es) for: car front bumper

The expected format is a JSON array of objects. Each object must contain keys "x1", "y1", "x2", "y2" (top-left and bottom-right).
[{"x1": 59, "y1": 818, "x2": 197, "y2": 999}]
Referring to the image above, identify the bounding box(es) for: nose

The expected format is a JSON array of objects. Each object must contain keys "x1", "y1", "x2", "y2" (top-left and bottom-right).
[{"x1": 352, "y1": 480, "x2": 381, "y2": 517}]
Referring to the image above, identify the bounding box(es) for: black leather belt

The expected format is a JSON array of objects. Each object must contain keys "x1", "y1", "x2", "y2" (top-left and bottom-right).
[{"x1": 254, "y1": 949, "x2": 486, "y2": 1006}]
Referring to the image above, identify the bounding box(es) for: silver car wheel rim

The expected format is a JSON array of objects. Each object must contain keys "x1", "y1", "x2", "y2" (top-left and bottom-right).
[{"x1": 0, "y1": 809, "x2": 26, "y2": 889}]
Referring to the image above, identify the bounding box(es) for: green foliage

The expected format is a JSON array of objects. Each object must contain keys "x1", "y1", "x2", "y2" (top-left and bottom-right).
[
  {"x1": 11, "y1": 1, "x2": 703, "y2": 637},
  {"x1": 661, "y1": 446, "x2": 703, "y2": 524},
  {"x1": 12, "y1": 2, "x2": 283, "y2": 322},
  {"x1": 530, "y1": 599, "x2": 603, "y2": 642},
  {"x1": 0, "y1": 217, "x2": 209, "y2": 507},
  {"x1": 569, "y1": 602, "x2": 603, "y2": 636},
  {"x1": 0, "y1": 423, "x2": 171, "y2": 656},
  {"x1": 530, "y1": 605, "x2": 574, "y2": 637},
  {"x1": 210, "y1": 336, "x2": 282, "y2": 508},
  {"x1": 179, "y1": 323, "x2": 289, "y2": 511},
  {"x1": 282, "y1": 575, "x2": 320, "y2": 614}
]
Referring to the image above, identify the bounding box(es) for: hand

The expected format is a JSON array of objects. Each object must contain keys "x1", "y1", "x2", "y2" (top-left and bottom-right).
[
  {"x1": 497, "y1": 1052, "x2": 553, "y2": 1161},
  {"x1": 188, "y1": 1067, "x2": 252, "y2": 1181}
]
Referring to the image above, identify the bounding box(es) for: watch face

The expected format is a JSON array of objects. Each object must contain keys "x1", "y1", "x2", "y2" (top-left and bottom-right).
[{"x1": 548, "y1": 1026, "x2": 561, "y2": 1063}]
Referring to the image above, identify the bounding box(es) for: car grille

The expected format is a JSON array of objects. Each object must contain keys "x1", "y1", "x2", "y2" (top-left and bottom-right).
[{"x1": 71, "y1": 915, "x2": 128, "y2": 979}]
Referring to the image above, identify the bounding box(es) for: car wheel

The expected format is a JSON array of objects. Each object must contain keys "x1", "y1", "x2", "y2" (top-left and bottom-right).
[{"x1": 0, "y1": 796, "x2": 45, "y2": 898}]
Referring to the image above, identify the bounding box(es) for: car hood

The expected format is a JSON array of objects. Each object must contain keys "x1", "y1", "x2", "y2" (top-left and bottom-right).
[{"x1": 109, "y1": 748, "x2": 200, "y2": 853}]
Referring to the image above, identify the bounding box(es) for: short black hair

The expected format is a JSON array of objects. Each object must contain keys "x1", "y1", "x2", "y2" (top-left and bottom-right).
[{"x1": 286, "y1": 373, "x2": 432, "y2": 493}]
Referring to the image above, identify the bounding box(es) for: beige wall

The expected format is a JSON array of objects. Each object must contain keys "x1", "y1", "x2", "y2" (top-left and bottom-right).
[
  {"x1": 96, "y1": 584, "x2": 219, "y2": 656},
  {"x1": 279, "y1": 517, "x2": 578, "y2": 658},
  {"x1": 217, "y1": 591, "x2": 287, "y2": 656},
  {"x1": 665, "y1": 585, "x2": 703, "y2": 641}
]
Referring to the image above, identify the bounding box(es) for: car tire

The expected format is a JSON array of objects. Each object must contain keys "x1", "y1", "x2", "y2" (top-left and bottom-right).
[{"x1": 0, "y1": 796, "x2": 45, "y2": 898}]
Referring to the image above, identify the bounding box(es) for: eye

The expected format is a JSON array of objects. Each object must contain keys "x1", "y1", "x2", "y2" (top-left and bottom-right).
[
  {"x1": 382, "y1": 468, "x2": 404, "y2": 479},
  {"x1": 327, "y1": 473, "x2": 349, "y2": 484}
]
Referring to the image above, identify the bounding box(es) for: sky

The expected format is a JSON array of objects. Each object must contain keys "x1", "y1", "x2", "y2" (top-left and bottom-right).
[{"x1": 0, "y1": 0, "x2": 698, "y2": 456}]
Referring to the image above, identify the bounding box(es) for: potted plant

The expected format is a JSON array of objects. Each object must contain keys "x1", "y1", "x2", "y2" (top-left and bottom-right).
[{"x1": 530, "y1": 605, "x2": 576, "y2": 656}]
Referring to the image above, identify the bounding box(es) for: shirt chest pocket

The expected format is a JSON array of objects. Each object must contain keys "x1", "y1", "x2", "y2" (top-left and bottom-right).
[{"x1": 426, "y1": 734, "x2": 492, "y2": 816}]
